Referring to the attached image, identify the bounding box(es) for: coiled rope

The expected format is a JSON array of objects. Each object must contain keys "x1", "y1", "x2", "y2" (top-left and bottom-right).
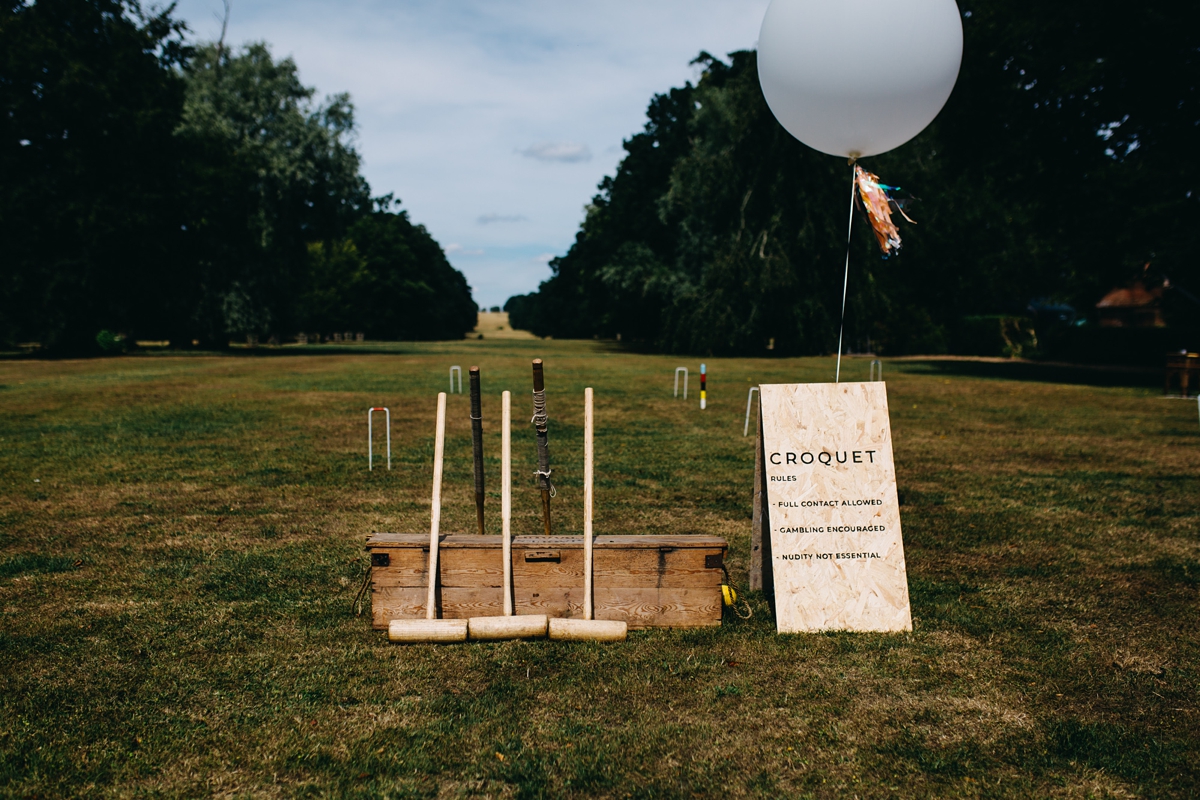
[{"x1": 530, "y1": 389, "x2": 555, "y2": 497}]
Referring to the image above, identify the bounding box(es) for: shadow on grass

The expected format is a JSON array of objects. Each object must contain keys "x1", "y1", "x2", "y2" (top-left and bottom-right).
[
  {"x1": 874, "y1": 721, "x2": 1199, "y2": 795},
  {"x1": 1, "y1": 337, "x2": 576, "y2": 361},
  {"x1": 0, "y1": 344, "x2": 425, "y2": 361},
  {"x1": 897, "y1": 358, "x2": 1161, "y2": 389},
  {"x1": 0, "y1": 553, "x2": 78, "y2": 579}
]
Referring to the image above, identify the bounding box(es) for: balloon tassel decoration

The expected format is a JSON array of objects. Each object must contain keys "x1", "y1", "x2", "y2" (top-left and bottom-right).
[
  {"x1": 836, "y1": 164, "x2": 918, "y2": 382},
  {"x1": 855, "y1": 165, "x2": 915, "y2": 257}
]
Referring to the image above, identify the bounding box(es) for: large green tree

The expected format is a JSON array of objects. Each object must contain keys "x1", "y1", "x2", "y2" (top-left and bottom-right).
[
  {"x1": 0, "y1": 0, "x2": 188, "y2": 350},
  {"x1": 301, "y1": 196, "x2": 477, "y2": 340},
  {"x1": 507, "y1": 82, "x2": 699, "y2": 342},
  {"x1": 510, "y1": 1, "x2": 1199, "y2": 356},
  {"x1": 172, "y1": 41, "x2": 371, "y2": 345},
  {"x1": 1, "y1": 2, "x2": 477, "y2": 350}
]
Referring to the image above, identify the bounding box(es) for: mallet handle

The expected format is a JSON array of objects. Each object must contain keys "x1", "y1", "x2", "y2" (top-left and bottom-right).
[
  {"x1": 427, "y1": 392, "x2": 447, "y2": 619},
  {"x1": 584, "y1": 387, "x2": 594, "y2": 620},
  {"x1": 502, "y1": 390, "x2": 513, "y2": 616},
  {"x1": 469, "y1": 366, "x2": 485, "y2": 535}
]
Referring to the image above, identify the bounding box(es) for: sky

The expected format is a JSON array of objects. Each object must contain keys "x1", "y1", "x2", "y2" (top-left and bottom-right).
[{"x1": 170, "y1": 0, "x2": 772, "y2": 308}]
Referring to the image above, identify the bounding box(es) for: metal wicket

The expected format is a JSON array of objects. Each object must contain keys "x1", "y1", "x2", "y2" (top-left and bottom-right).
[
  {"x1": 744, "y1": 387, "x2": 759, "y2": 437},
  {"x1": 674, "y1": 367, "x2": 689, "y2": 399}
]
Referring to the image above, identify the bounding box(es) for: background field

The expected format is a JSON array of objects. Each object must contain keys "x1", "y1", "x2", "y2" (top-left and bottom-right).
[{"x1": 1, "y1": 340, "x2": 1197, "y2": 798}]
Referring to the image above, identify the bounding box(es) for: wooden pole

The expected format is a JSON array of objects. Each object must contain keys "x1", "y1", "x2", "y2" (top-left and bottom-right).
[
  {"x1": 469, "y1": 366, "x2": 485, "y2": 535},
  {"x1": 755, "y1": 404, "x2": 775, "y2": 614},
  {"x1": 427, "y1": 391, "x2": 447, "y2": 620},
  {"x1": 532, "y1": 359, "x2": 552, "y2": 536},
  {"x1": 750, "y1": 402, "x2": 763, "y2": 591},
  {"x1": 583, "y1": 387, "x2": 594, "y2": 620},
  {"x1": 502, "y1": 390, "x2": 513, "y2": 616}
]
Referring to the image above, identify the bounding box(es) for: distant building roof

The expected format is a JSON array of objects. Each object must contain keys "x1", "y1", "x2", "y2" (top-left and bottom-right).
[
  {"x1": 1096, "y1": 280, "x2": 1165, "y2": 328},
  {"x1": 1096, "y1": 281, "x2": 1162, "y2": 309}
]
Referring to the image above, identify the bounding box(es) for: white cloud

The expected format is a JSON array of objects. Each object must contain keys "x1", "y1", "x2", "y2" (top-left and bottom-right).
[
  {"x1": 477, "y1": 214, "x2": 528, "y2": 225},
  {"x1": 534, "y1": 253, "x2": 556, "y2": 264},
  {"x1": 170, "y1": 0, "x2": 773, "y2": 306},
  {"x1": 518, "y1": 142, "x2": 592, "y2": 163},
  {"x1": 445, "y1": 243, "x2": 485, "y2": 256}
]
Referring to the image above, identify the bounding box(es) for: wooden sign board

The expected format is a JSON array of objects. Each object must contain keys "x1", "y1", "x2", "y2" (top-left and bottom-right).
[{"x1": 754, "y1": 382, "x2": 912, "y2": 633}]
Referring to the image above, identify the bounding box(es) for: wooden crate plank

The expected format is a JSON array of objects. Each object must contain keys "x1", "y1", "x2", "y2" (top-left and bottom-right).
[
  {"x1": 594, "y1": 549, "x2": 722, "y2": 588},
  {"x1": 439, "y1": 587, "x2": 504, "y2": 618},
  {"x1": 367, "y1": 533, "x2": 495, "y2": 547},
  {"x1": 373, "y1": 586, "x2": 722, "y2": 630},
  {"x1": 368, "y1": 533, "x2": 728, "y2": 549},
  {"x1": 369, "y1": 547, "x2": 426, "y2": 588},
  {"x1": 371, "y1": 548, "x2": 506, "y2": 588},
  {"x1": 513, "y1": 534, "x2": 727, "y2": 549},
  {"x1": 507, "y1": 547, "x2": 722, "y2": 587},
  {"x1": 440, "y1": 549, "x2": 504, "y2": 588},
  {"x1": 371, "y1": 586, "x2": 425, "y2": 629},
  {"x1": 371, "y1": 587, "x2": 577, "y2": 619},
  {"x1": 595, "y1": 535, "x2": 726, "y2": 549},
  {"x1": 513, "y1": 586, "x2": 581, "y2": 618},
  {"x1": 367, "y1": 533, "x2": 428, "y2": 546},
  {"x1": 511, "y1": 548, "x2": 584, "y2": 583},
  {"x1": 374, "y1": 552, "x2": 721, "y2": 589},
  {"x1": 594, "y1": 588, "x2": 722, "y2": 628}
]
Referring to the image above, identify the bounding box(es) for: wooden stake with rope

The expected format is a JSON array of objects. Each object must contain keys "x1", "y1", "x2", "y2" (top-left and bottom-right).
[
  {"x1": 469, "y1": 366, "x2": 485, "y2": 535},
  {"x1": 531, "y1": 359, "x2": 553, "y2": 536}
]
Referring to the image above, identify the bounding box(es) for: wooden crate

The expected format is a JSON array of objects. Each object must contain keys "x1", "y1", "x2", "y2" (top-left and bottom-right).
[
  {"x1": 1165, "y1": 352, "x2": 1199, "y2": 397},
  {"x1": 366, "y1": 534, "x2": 727, "y2": 630}
]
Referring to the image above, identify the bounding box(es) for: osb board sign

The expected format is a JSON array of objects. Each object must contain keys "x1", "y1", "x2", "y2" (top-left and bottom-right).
[{"x1": 759, "y1": 382, "x2": 912, "y2": 633}]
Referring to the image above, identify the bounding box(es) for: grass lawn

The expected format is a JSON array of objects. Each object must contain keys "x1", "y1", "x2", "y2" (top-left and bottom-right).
[{"x1": 1, "y1": 340, "x2": 1197, "y2": 798}]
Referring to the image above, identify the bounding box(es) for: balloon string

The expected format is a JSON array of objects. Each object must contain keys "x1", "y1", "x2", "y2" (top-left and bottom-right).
[{"x1": 835, "y1": 162, "x2": 856, "y2": 383}]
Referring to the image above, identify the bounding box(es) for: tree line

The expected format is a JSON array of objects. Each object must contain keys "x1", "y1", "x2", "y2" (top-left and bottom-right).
[
  {"x1": 1, "y1": 0, "x2": 477, "y2": 352},
  {"x1": 506, "y1": 1, "x2": 1198, "y2": 357}
]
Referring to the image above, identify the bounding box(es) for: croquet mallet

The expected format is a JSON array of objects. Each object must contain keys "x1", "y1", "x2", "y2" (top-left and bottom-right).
[
  {"x1": 467, "y1": 389, "x2": 549, "y2": 641},
  {"x1": 388, "y1": 392, "x2": 468, "y2": 643},
  {"x1": 548, "y1": 387, "x2": 627, "y2": 642}
]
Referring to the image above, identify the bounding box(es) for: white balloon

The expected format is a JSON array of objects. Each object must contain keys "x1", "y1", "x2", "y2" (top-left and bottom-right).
[{"x1": 757, "y1": 0, "x2": 963, "y2": 159}]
